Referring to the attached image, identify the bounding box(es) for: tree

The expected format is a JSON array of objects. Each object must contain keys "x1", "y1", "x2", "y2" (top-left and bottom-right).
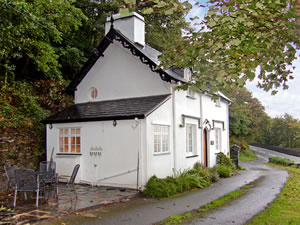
[
  {"x1": 223, "y1": 87, "x2": 270, "y2": 143},
  {"x1": 121, "y1": 0, "x2": 300, "y2": 94},
  {"x1": 269, "y1": 114, "x2": 300, "y2": 148},
  {"x1": 0, "y1": 0, "x2": 87, "y2": 80}
]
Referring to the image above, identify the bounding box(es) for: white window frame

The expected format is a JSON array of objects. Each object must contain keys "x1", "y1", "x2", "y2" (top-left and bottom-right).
[
  {"x1": 186, "y1": 123, "x2": 197, "y2": 156},
  {"x1": 59, "y1": 128, "x2": 81, "y2": 153},
  {"x1": 187, "y1": 88, "x2": 195, "y2": 98},
  {"x1": 215, "y1": 97, "x2": 221, "y2": 107},
  {"x1": 153, "y1": 125, "x2": 169, "y2": 154},
  {"x1": 215, "y1": 127, "x2": 222, "y2": 152}
]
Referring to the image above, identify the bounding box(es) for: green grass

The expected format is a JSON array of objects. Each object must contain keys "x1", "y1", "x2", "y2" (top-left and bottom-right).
[
  {"x1": 157, "y1": 187, "x2": 247, "y2": 225},
  {"x1": 247, "y1": 164, "x2": 300, "y2": 225},
  {"x1": 268, "y1": 156, "x2": 294, "y2": 166},
  {"x1": 239, "y1": 148, "x2": 258, "y2": 161},
  {"x1": 198, "y1": 189, "x2": 243, "y2": 212}
]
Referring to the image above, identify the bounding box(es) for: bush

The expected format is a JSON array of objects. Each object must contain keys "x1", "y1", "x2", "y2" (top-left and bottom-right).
[
  {"x1": 208, "y1": 167, "x2": 219, "y2": 182},
  {"x1": 269, "y1": 157, "x2": 294, "y2": 166},
  {"x1": 216, "y1": 152, "x2": 236, "y2": 170},
  {"x1": 216, "y1": 164, "x2": 232, "y2": 178},
  {"x1": 230, "y1": 137, "x2": 250, "y2": 151},
  {"x1": 143, "y1": 176, "x2": 177, "y2": 198},
  {"x1": 143, "y1": 160, "x2": 233, "y2": 198}
]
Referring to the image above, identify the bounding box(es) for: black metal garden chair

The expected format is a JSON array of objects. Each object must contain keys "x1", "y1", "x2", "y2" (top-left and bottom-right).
[
  {"x1": 59, "y1": 164, "x2": 80, "y2": 187},
  {"x1": 4, "y1": 164, "x2": 18, "y2": 194},
  {"x1": 13, "y1": 168, "x2": 46, "y2": 208},
  {"x1": 39, "y1": 161, "x2": 58, "y2": 196}
]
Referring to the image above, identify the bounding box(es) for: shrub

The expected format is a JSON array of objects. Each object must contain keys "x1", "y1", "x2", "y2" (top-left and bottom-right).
[
  {"x1": 208, "y1": 167, "x2": 219, "y2": 182},
  {"x1": 230, "y1": 137, "x2": 250, "y2": 151},
  {"x1": 144, "y1": 161, "x2": 231, "y2": 198},
  {"x1": 143, "y1": 176, "x2": 176, "y2": 198},
  {"x1": 217, "y1": 152, "x2": 236, "y2": 170},
  {"x1": 216, "y1": 164, "x2": 232, "y2": 178},
  {"x1": 269, "y1": 157, "x2": 294, "y2": 166}
]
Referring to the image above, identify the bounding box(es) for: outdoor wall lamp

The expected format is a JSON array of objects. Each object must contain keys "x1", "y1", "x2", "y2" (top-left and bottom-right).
[{"x1": 113, "y1": 120, "x2": 117, "y2": 127}]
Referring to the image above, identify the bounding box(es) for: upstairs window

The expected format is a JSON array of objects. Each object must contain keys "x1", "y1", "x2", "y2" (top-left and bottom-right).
[
  {"x1": 153, "y1": 125, "x2": 169, "y2": 154},
  {"x1": 187, "y1": 88, "x2": 195, "y2": 98},
  {"x1": 59, "y1": 128, "x2": 81, "y2": 153},
  {"x1": 215, "y1": 97, "x2": 221, "y2": 107},
  {"x1": 184, "y1": 68, "x2": 192, "y2": 81},
  {"x1": 89, "y1": 87, "x2": 98, "y2": 100}
]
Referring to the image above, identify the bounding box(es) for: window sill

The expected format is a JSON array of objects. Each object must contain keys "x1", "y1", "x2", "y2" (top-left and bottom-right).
[
  {"x1": 186, "y1": 95, "x2": 196, "y2": 99},
  {"x1": 154, "y1": 152, "x2": 171, "y2": 156},
  {"x1": 186, "y1": 154, "x2": 199, "y2": 158},
  {"x1": 56, "y1": 153, "x2": 82, "y2": 156}
]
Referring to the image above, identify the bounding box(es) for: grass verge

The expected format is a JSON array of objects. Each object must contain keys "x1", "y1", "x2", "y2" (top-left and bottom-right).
[
  {"x1": 247, "y1": 164, "x2": 300, "y2": 225},
  {"x1": 239, "y1": 148, "x2": 258, "y2": 161},
  {"x1": 157, "y1": 186, "x2": 248, "y2": 225}
]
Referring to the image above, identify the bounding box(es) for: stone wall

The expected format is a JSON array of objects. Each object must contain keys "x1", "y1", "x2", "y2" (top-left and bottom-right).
[
  {"x1": 0, "y1": 128, "x2": 44, "y2": 170},
  {"x1": 251, "y1": 143, "x2": 300, "y2": 157}
]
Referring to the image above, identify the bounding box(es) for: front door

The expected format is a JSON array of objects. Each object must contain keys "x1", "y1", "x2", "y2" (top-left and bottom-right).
[{"x1": 203, "y1": 129, "x2": 208, "y2": 167}]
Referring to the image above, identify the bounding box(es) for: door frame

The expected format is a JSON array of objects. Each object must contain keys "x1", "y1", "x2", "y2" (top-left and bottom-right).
[{"x1": 203, "y1": 128, "x2": 208, "y2": 167}]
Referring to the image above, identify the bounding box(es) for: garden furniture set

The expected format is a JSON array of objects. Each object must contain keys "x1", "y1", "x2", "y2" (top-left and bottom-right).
[{"x1": 3, "y1": 162, "x2": 80, "y2": 208}]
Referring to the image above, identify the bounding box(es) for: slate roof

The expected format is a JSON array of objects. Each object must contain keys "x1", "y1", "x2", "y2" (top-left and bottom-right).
[
  {"x1": 43, "y1": 94, "x2": 171, "y2": 124},
  {"x1": 66, "y1": 28, "x2": 185, "y2": 94}
]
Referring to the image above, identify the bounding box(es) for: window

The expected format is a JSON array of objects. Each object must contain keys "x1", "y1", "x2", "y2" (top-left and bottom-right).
[
  {"x1": 186, "y1": 124, "x2": 196, "y2": 156},
  {"x1": 184, "y1": 68, "x2": 192, "y2": 81},
  {"x1": 153, "y1": 125, "x2": 169, "y2": 154},
  {"x1": 89, "y1": 87, "x2": 98, "y2": 100},
  {"x1": 59, "y1": 128, "x2": 81, "y2": 153},
  {"x1": 187, "y1": 88, "x2": 195, "y2": 98},
  {"x1": 215, "y1": 128, "x2": 222, "y2": 152},
  {"x1": 215, "y1": 97, "x2": 221, "y2": 107}
]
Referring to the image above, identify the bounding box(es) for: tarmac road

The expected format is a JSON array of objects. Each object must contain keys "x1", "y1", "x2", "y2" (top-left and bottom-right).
[{"x1": 250, "y1": 145, "x2": 300, "y2": 163}]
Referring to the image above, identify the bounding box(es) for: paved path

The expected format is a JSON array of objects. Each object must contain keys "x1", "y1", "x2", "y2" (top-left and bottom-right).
[{"x1": 41, "y1": 148, "x2": 290, "y2": 225}]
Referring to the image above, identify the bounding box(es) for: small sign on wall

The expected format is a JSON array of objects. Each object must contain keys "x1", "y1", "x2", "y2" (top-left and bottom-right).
[{"x1": 90, "y1": 146, "x2": 103, "y2": 156}]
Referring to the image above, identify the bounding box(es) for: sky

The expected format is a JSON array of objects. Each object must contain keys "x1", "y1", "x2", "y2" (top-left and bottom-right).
[{"x1": 187, "y1": 0, "x2": 300, "y2": 119}]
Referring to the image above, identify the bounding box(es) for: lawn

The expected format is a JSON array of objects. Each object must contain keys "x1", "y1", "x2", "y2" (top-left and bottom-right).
[{"x1": 247, "y1": 164, "x2": 300, "y2": 224}]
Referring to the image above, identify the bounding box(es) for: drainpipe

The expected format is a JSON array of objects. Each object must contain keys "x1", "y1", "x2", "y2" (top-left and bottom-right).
[
  {"x1": 172, "y1": 85, "x2": 177, "y2": 170},
  {"x1": 226, "y1": 103, "x2": 230, "y2": 157},
  {"x1": 135, "y1": 118, "x2": 141, "y2": 191},
  {"x1": 199, "y1": 92, "x2": 203, "y2": 161}
]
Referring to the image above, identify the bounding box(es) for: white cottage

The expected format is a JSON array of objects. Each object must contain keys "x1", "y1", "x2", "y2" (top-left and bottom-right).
[{"x1": 44, "y1": 12, "x2": 231, "y2": 189}]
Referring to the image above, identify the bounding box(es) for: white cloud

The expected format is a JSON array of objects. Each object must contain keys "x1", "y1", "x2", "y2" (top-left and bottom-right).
[{"x1": 247, "y1": 57, "x2": 300, "y2": 119}]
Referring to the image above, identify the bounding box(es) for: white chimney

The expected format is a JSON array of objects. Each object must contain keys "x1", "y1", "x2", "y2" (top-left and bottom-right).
[{"x1": 105, "y1": 12, "x2": 145, "y2": 47}]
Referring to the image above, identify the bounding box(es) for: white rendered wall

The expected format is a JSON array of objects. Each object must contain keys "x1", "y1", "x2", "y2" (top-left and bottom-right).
[
  {"x1": 145, "y1": 98, "x2": 174, "y2": 179},
  {"x1": 46, "y1": 119, "x2": 144, "y2": 189},
  {"x1": 173, "y1": 89, "x2": 202, "y2": 171},
  {"x1": 201, "y1": 95, "x2": 230, "y2": 167},
  {"x1": 75, "y1": 44, "x2": 171, "y2": 104}
]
